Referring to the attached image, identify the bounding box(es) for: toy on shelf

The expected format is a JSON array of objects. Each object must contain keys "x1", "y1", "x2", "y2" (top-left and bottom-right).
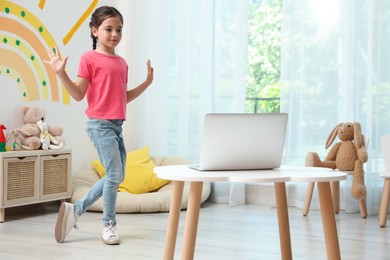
[
  {"x1": 0, "y1": 125, "x2": 6, "y2": 152},
  {"x1": 6, "y1": 129, "x2": 22, "y2": 151},
  {"x1": 37, "y1": 120, "x2": 64, "y2": 150},
  {"x1": 19, "y1": 106, "x2": 64, "y2": 150}
]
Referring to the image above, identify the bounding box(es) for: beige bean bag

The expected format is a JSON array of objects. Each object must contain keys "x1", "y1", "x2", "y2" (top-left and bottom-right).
[{"x1": 71, "y1": 156, "x2": 211, "y2": 213}]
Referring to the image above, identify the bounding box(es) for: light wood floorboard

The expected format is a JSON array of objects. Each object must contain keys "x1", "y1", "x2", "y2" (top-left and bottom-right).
[{"x1": 0, "y1": 202, "x2": 389, "y2": 259}]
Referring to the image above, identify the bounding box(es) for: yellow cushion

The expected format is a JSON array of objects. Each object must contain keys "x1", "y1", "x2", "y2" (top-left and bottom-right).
[
  {"x1": 90, "y1": 146, "x2": 170, "y2": 194},
  {"x1": 91, "y1": 160, "x2": 106, "y2": 178}
]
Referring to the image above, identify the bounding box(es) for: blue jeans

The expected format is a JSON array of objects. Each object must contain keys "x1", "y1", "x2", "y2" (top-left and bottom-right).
[{"x1": 74, "y1": 119, "x2": 126, "y2": 227}]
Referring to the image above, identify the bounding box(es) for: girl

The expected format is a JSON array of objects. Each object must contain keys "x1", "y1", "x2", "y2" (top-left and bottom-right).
[{"x1": 44, "y1": 6, "x2": 154, "y2": 245}]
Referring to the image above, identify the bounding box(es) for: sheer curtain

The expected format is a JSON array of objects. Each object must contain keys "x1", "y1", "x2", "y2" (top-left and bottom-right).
[
  {"x1": 119, "y1": 1, "x2": 248, "y2": 205},
  {"x1": 281, "y1": 0, "x2": 390, "y2": 214}
]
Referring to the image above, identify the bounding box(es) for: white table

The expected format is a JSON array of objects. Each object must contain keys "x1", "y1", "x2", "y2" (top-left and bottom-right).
[{"x1": 154, "y1": 165, "x2": 347, "y2": 260}]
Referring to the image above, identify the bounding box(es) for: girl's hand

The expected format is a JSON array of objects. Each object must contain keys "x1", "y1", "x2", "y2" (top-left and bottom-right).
[
  {"x1": 43, "y1": 47, "x2": 69, "y2": 74},
  {"x1": 146, "y1": 59, "x2": 154, "y2": 85}
]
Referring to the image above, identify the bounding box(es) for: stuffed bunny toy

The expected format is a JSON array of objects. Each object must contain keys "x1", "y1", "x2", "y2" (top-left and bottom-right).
[
  {"x1": 305, "y1": 122, "x2": 368, "y2": 200},
  {"x1": 37, "y1": 120, "x2": 64, "y2": 150},
  {"x1": 6, "y1": 128, "x2": 22, "y2": 151}
]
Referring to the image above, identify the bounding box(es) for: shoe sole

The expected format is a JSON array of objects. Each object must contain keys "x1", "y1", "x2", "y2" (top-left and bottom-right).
[
  {"x1": 55, "y1": 203, "x2": 69, "y2": 243},
  {"x1": 101, "y1": 237, "x2": 120, "y2": 245}
]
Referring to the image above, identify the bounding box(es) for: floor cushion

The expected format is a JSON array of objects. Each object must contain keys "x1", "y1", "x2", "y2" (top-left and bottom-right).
[{"x1": 71, "y1": 156, "x2": 211, "y2": 213}]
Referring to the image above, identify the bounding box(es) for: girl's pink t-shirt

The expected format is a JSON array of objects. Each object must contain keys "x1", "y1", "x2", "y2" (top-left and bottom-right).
[{"x1": 78, "y1": 51, "x2": 128, "y2": 120}]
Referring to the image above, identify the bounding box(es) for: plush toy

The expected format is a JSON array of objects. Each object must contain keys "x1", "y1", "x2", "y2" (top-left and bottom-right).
[
  {"x1": 19, "y1": 106, "x2": 64, "y2": 150},
  {"x1": 305, "y1": 122, "x2": 368, "y2": 200},
  {"x1": 6, "y1": 129, "x2": 22, "y2": 151},
  {"x1": 37, "y1": 120, "x2": 64, "y2": 150}
]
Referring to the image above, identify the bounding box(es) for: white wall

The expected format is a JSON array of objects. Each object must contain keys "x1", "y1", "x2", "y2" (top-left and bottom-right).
[{"x1": 0, "y1": 0, "x2": 118, "y2": 173}]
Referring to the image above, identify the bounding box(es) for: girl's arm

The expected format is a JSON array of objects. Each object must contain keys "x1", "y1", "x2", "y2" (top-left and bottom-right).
[
  {"x1": 44, "y1": 47, "x2": 88, "y2": 101},
  {"x1": 127, "y1": 60, "x2": 154, "y2": 103}
]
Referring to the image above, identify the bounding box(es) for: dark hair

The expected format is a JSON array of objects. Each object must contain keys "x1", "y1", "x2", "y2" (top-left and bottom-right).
[{"x1": 89, "y1": 6, "x2": 123, "y2": 50}]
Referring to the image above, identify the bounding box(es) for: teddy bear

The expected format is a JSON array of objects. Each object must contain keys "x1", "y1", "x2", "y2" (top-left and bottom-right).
[
  {"x1": 18, "y1": 106, "x2": 64, "y2": 150},
  {"x1": 305, "y1": 122, "x2": 368, "y2": 202}
]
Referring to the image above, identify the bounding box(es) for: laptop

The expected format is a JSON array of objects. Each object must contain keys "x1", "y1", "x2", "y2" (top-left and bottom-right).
[{"x1": 191, "y1": 113, "x2": 288, "y2": 171}]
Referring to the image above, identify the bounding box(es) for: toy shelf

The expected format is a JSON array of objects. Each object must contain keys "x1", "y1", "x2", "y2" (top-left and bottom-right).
[{"x1": 0, "y1": 149, "x2": 71, "y2": 222}]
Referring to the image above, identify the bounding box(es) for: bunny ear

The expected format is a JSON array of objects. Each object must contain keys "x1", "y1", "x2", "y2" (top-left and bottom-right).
[
  {"x1": 6, "y1": 129, "x2": 15, "y2": 140},
  {"x1": 5, "y1": 131, "x2": 12, "y2": 141},
  {"x1": 325, "y1": 123, "x2": 342, "y2": 149},
  {"x1": 354, "y1": 122, "x2": 362, "y2": 148}
]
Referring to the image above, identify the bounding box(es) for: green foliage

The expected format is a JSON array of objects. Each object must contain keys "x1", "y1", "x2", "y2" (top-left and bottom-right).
[{"x1": 246, "y1": 0, "x2": 282, "y2": 113}]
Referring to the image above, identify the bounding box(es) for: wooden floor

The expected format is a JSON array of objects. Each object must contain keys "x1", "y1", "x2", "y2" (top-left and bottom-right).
[{"x1": 0, "y1": 201, "x2": 389, "y2": 260}]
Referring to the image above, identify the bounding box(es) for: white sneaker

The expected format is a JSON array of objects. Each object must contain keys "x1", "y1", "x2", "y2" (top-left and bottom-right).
[
  {"x1": 55, "y1": 202, "x2": 78, "y2": 243},
  {"x1": 102, "y1": 220, "x2": 120, "y2": 245}
]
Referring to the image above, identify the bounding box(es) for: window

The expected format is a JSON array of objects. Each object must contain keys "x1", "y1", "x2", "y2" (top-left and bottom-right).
[{"x1": 246, "y1": 0, "x2": 282, "y2": 113}]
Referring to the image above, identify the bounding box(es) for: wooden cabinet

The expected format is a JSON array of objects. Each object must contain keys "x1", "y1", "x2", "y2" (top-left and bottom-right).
[{"x1": 0, "y1": 149, "x2": 71, "y2": 222}]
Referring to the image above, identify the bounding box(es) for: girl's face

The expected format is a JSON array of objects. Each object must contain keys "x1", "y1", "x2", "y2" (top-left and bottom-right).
[{"x1": 92, "y1": 16, "x2": 123, "y2": 55}]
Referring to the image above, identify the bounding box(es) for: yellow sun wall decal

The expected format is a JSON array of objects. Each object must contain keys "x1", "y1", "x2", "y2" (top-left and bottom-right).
[{"x1": 0, "y1": 0, "x2": 98, "y2": 104}]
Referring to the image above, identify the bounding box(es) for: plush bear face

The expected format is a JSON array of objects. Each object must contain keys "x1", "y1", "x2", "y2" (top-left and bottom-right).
[{"x1": 22, "y1": 106, "x2": 46, "y2": 124}]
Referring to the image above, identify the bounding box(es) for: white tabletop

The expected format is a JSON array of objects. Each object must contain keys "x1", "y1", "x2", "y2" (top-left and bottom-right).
[
  {"x1": 379, "y1": 171, "x2": 390, "y2": 178},
  {"x1": 154, "y1": 165, "x2": 348, "y2": 183}
]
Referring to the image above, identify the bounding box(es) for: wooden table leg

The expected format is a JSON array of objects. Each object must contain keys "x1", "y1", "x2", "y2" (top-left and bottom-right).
[
  {"x1": 164, "y1": 181, "x2": 185, "y2": 260},
  {"x1": 0, "y1": 208, "x2": 4, "y2": 223},
  {"x1": 379, "y1": 179, "x2": 390, "y2": 228},
  {"x1": 303, "y1": 182, "x2": 315, "y2": 216},
  {"x1": 274, "y1": 182, "x2": 292, "y2": 260},
  {"x1": 181, "y1": 182, "x2": 203, "y2": 260},
  {"x1": 330, "y1": 181, "x2": 340, "y2": 214},
  {"x1": 317, "y1": 182, "x2": 341, "y2": 260}
]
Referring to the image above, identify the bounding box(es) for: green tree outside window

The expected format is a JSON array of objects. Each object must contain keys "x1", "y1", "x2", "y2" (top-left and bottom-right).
[{"x1": 247, "y1": 0, "x2": 282, "y2": 113}]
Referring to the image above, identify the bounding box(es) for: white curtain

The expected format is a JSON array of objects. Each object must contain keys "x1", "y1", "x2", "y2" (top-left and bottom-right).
[
  {"x1": 281, "y1": 0, "x2": 390, "y2": 215},
  {"x1": 119, "y1": 1, "x2": 248, "y2": 205}
]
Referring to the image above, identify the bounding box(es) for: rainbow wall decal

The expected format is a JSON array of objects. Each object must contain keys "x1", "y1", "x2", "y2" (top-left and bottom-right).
[{"x1": 0, "y1": 0, "x2": 98, "y2": 104}]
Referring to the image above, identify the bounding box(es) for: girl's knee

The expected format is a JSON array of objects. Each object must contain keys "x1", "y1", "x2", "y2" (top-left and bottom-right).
[{"x1": 105, "y1": 171, "x2": 124, "y2": 185}]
